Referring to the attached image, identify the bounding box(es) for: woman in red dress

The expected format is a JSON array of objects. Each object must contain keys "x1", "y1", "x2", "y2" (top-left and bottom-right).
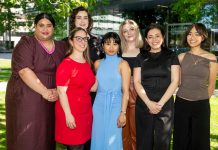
[{"x1": 55, "y1": 27, "x2": 97, "y2": 150}]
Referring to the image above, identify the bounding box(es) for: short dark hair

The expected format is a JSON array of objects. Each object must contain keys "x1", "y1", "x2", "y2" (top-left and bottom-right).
[
  {"x1": 183, "y1": 23, "x2": 209, "y2": 50},
  {"x1": 144, "y1": 23, "x2": 168, "y2": 51},
  {"x1": 101, "y1": 32, "x2": 122, "y2": 58},
  {"x1": 69, "y1": 6, "x2": 93, "y2": 33},
  {"x1": 34, "y1": 13, "x2": 55, "y2": 27}
]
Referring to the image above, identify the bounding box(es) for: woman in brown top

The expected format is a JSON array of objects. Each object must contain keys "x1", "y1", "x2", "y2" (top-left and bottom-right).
[
  {"x1": 5, "y1": 13, "x2": 67, "y2": 150},
  {"x1": 173, "y1": 23, "x2": 217, "y2": 150}
]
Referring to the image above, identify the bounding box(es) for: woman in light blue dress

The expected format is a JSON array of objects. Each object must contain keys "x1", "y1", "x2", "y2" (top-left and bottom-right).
[{"x1": 91, "y1": 32, "x2": 131, "y2": 150}]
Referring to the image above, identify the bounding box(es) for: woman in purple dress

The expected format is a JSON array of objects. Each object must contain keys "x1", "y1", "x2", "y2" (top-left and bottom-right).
[{"x1": 5, "y1": 13, "x2": 67, "y2": 150}]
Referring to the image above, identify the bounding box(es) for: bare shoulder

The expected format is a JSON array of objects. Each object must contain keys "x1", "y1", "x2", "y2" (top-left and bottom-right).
[
  {"x1": 178, "y1": 52, "x2": 186, "y2": 63},
  {"x1": 94, "y1": 59, "x2": 103, "y2": 70},
  {"x1": 120, "y1": 59, "x2": 130, "y2": 68},
  {"x1": 200, "y1": 50, "x2": 216, "y2": 61}
]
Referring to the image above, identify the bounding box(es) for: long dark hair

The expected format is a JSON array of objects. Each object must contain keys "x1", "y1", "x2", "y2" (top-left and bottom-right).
[
  {"x1": 34, "y1": 13, "x2": 55, "y2": 27},
  {"x1": 144, "y1": 23, "x2": 168, "y2": 51},
  {"x1": 66, "y1": 27, "x2": 91, "y2": 65},
  {"x1": 101, "y1": 32, "x2": 122, "y2": 58},
  {"x1": 69, "y1": 6, "x2": 93, "y2": 33},
  {"x1": 183, "y1": 23, "x2": 210, "y2": 50}
]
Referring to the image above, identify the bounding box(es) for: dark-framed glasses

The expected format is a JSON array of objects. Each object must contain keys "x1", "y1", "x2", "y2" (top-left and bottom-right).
[{"x1": 74, "y1": 36, "x2": 89, "y2": 42}]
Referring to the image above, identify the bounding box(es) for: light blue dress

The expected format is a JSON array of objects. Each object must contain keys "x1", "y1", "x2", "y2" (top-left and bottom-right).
[{"x1": 91, "y1": 54, "x2": 123, "y2": 150}]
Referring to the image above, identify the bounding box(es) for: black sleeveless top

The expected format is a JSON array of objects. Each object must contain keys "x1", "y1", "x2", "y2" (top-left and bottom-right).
[{"x1": 122, "y1": 57, "x2": 137, "y2": 76}]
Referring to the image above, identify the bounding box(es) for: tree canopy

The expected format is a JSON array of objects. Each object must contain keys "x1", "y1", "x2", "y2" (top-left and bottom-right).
[
  {"x1": 170, "y1": 0, "x2": 218, "y2": 26},
  {"x1": 0, "y1": 0, "x2": 109, "y2": 38}
]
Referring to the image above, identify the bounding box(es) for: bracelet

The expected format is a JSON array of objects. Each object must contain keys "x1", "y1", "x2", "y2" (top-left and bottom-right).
[{"x1": 120, "y1": 111, "x2": 126, "y2": 115}]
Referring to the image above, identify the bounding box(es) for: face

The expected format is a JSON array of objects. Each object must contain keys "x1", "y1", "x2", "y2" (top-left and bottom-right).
[
  {"x1": 34, "y1": 18, "x2": 54, "y2": 41},
  {"x1": 122, "y1": 23, "x2": 137, "y2": 42},
  {"x1": 103, "y1": 38, "x2": 119, "y2": 56},
  {"x1": 75, "y1": 11, "x2": 89, "y2": 30},
  {"x1": 70, "y1": 30, "x2": 88, "y2": 53},
  {"x1": 146, "y1": 28, "x2": 163, "y2": 51},
  {"x1": 187, "y1": 27, "x2": 204, "y2": 48}
]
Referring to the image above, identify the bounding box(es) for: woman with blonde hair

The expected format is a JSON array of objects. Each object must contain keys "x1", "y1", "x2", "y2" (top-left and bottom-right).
[{"x1": 119, "y1": 19, "x2": 144, "y2": 150}]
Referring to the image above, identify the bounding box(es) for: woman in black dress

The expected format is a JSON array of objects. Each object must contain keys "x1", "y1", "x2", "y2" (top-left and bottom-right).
[
  {"x1": 68, "y1": 6, "x2": 103, "y2": 63},
  {"x1": 133, "y1": 24, "x2": 180, "y2": 150}
]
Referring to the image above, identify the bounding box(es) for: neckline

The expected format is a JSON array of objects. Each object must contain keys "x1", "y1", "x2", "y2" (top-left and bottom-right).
[
  {"x1": 149, "y1": 50, "x2": 161, "y2": 54},
  {"x1": 35, "y1": 36, "x2": 55, "y2": 54},
  {"x1": 68, "y1": 56, "x2": 87, "y2": 64},
  {"x1": 187, "y1": 52, "x2": 208, "y2": 60},
  {"x1": 105, "y1": 54, "x2": 118, "y2": 59}
]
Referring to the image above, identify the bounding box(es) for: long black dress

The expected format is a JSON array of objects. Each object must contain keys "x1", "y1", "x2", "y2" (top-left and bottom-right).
[
  {"x1": 5, "y1": 36, "x2": 67, "y2": 150},
  {"x1": 134, "y1": 49, "x2": 179, "y2": 150}
]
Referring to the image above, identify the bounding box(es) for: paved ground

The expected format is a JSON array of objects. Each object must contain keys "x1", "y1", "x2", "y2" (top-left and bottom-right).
[{"x1": 0, "y1": 53, "x2": 12, "y2": 60}]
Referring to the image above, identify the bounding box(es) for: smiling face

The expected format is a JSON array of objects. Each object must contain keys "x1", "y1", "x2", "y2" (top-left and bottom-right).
[
  {"x1": 34, "y1": 18, "x2": 54, "y2": 41},
  {"x1": 70, "y1": 30, "x2": 88, "y2": 53},
  {"x1": 74, "y1": 11, "x2": 89, "y2": 30},
  {"x1": 122, "y1": 23, "x2": 137, "y2": 42},
  {"x1": 187, "y1": 27, "x2": 204, "y2": 48},
  {"x1": 103, "y1": 38, "x2": 119, "y2": 56},
  {"x1": 145, "y1": 28, "x2": 163, "y2": 51}
]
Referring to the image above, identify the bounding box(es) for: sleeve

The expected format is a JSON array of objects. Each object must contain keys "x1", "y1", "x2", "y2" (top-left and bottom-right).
[
  {"x1": 56, "y1": 59, "x2": 71, "y2": 86},
  {"x1": 134, "y1": 53, "x2": 143, "y2": 68},
  {"x1": 171, "y1": 52, "x2": 180, "y2": 65},
  {"x1": 12, "y1": 36, "x2": 35, "y2": 73}
]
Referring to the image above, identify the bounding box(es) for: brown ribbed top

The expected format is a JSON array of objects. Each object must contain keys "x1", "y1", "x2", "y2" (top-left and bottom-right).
[{"x1": 177, "y1": 52, "x2": 217, "y2": 101}]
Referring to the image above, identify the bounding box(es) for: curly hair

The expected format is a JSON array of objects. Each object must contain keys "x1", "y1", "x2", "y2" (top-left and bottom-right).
[{"x1": 69, "y1": 6, "x2": 93, "y2": 34}]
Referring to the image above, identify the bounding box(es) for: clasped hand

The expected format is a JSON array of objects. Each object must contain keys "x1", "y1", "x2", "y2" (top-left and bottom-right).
[
  {"x1": 147, "y1": 100, "x2": 163, "y2": 114},
  {"x1": 42, "y1": 88, "x2": 58, "y2": 102}
]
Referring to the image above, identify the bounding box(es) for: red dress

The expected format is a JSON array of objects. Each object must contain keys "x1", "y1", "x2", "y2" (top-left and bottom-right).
[{"x1": 55, "y1": 57, "x2": 95, "y2": 145}]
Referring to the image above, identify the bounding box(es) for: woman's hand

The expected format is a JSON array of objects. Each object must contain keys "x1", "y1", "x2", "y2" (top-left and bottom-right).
[
  {"x1": 117, "y1": 112, "x2": 126, "y2": 128},
  {"x1": 42, "y1": 88, "x2": 58, "y2": 102},
  {"x1": 65, "y1": 113, "x2": 76, "y2": 129},
  {"x1": 48, "y1": 88, "x2": 59, "y2": 102},
  {"x1": 146, "y1": 100, "x2": 162, "y2": 114}
]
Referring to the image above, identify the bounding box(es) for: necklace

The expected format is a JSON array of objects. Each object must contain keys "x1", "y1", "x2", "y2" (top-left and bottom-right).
[{"x1": 189, "y1": 53, "x2": 202, "y2": 65}]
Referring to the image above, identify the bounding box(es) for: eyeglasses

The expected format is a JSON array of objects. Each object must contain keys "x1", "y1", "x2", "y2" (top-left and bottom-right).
[{"x1": 74, "y1": 36, "x2": 89, "y2": 42}]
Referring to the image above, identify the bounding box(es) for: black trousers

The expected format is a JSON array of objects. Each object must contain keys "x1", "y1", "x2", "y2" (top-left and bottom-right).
[
  {"x1": 135, "y1": 97, "x2": 174, "y2": 150},
  {"x1": 173, "y1": 96, "x2": 210, "y2": 150},
  {"x1": 66, "y1": 144, "x2": 84, "y2": 150}
]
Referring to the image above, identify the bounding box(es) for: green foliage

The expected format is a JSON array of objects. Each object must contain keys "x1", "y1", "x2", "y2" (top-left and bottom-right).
[
  {"x1": 170, "y1": 0, "x2": 218, "y2": 25},
  {"x1": 0, "y1": 0, "x2": 109, "y2": 39},
  {"x1": 0, "y1": 0, "x2": 20, "y2": 35}
]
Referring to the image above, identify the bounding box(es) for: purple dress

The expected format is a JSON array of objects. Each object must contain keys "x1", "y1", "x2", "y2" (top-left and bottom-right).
[{"x1": 5, "y1": 36, "x2": 67, "y2": 150}]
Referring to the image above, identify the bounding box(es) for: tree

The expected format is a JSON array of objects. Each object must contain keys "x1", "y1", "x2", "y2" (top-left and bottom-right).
[
  {"x1": 170, "y1": 0, "x2": 218, "y2": 26},
  {"x1": 0, "y1": 0, "x2": 109, "y2": 48},
  {"x1": 0, "y1": 0, "x2": 21, "y2": 49},
  {"x1": 21, "y1": 0, "x2": 109, "y2": 38}
]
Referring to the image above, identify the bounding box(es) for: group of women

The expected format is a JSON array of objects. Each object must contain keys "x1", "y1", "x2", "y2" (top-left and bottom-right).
[{"x1": 5, "y1": 5, "x2": 217, "y2": 150}]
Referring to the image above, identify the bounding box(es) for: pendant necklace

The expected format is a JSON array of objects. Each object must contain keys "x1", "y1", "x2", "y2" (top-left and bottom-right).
[{"x1": 189, "y1": 53, "x2": 201, "y2": 65}]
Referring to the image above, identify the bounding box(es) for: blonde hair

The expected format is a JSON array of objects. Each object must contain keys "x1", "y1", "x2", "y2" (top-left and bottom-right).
[{"x1": 119, "y1": 19, "x2": 144, "y2": 52}]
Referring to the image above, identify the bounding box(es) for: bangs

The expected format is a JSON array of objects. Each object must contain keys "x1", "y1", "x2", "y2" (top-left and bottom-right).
[{"x1": 101, "y1": 32, "x2": 121, "y2": 45}]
